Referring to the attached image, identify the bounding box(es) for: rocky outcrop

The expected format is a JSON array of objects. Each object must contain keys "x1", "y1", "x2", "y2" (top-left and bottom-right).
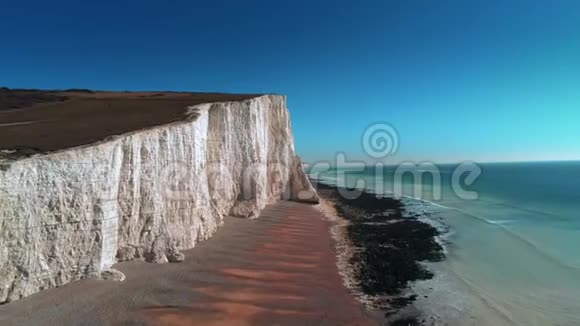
[{"x1": 0, "y1": 95, "x2": 318, "y2": 302}]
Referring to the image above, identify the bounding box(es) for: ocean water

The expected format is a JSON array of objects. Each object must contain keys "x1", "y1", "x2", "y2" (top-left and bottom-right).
[{"x1": 309, "y1": 161, "x2": 580, "y2": 325}]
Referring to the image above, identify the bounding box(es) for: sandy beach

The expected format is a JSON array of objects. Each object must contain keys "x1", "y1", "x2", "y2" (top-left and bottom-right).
[{"x1": 0, "y1": 200, "x2": 375, "y2": 326}]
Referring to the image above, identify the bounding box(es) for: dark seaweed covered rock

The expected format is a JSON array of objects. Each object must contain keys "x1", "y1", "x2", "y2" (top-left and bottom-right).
[
  {"x1": 317, "y1": 182, "x2": 403, "y2": 217},
  {"x1": 316, "y1": 182, "x2": 445, "y2": 317},
  {"x1": 390, "y1": 317, "x2": 423, "y2": 326},
  {"x1": 349, "y1": 221, "x2": 444, "y2": 264}
]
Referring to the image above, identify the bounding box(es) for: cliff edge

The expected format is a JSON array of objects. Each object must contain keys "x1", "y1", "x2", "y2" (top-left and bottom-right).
[{"x1": 0, "y1": 92, "x2": 318, "y2": 302}]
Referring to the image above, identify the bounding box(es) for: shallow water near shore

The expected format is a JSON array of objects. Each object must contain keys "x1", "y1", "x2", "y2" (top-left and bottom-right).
[{"x1": 310, "y1": 161, "x2": 580, "y2": 325}]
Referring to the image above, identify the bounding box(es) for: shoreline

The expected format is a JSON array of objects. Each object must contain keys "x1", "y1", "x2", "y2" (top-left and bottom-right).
[{"x1": 315, "y1": 182, "x2": 446, "y2": 325}]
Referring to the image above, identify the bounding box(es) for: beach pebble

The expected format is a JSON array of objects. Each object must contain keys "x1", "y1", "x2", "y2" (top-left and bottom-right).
[
  {"x1": 168, "y1": 251, "x2": 185, "y2": 263},
  {"x1": 100, "y1": 269, "x2": 126, "y2": 282}
]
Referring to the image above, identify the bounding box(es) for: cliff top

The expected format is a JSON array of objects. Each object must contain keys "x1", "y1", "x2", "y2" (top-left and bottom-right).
[{"x1": 0, "y1": 88, "x2": 260, "y2": 157}]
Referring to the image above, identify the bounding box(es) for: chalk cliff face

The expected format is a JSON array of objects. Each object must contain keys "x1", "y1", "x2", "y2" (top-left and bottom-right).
[{"x1": 0, "y1": 95, "x2": 318, "y2": 302}]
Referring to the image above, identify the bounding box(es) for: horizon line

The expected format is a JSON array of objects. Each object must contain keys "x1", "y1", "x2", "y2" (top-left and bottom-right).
[{"x1": 304, "y1": 158, "x2": 580, "y2": 167}]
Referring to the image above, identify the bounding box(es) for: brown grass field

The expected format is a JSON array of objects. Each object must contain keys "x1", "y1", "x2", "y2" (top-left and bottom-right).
[{"x1": 0, "y1": 88, "x2": 259, "y2": 153}]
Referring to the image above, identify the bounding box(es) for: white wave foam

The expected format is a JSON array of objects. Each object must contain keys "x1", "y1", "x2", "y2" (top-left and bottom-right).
[
  {"x1": 433, "y1": 205, "x2": 580, "y2": 273},
  {"x1": 401, "y1": 194, "x2": 452, "y2": 209},
  {"x1": 486, "y1": 219, "x2": 515, "y2": 225}
]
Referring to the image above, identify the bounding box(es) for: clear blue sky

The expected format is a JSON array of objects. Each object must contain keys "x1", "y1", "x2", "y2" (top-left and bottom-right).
[{"x1": 1, "y1": 0, "x2": 579, "y2": 163}]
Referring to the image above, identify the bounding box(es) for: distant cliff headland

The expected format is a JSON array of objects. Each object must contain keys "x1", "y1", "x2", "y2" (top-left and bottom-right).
[{"x1": 0, "y1": 88, "x2": 318, "y2": 302}]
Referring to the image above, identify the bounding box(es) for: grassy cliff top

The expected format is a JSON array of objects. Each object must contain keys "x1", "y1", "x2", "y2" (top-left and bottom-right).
[{"x1": 0, "y1": 88, "x2": 259, "y2": 154}]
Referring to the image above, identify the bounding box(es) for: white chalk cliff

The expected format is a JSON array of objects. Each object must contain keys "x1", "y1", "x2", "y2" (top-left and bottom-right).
[{"x1": 0, "y1": 95, "x2": 318, "y2": 302}]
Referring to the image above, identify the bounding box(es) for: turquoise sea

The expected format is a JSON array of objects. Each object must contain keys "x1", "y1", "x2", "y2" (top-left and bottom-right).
[{"x1": 309, "y1": 161, "x2": 580, "y2": 325}]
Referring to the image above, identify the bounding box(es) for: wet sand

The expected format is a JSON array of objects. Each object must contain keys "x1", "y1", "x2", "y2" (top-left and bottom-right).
[{"x1": 0, "y1": 201, "x2": 376, "y2": 326}]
